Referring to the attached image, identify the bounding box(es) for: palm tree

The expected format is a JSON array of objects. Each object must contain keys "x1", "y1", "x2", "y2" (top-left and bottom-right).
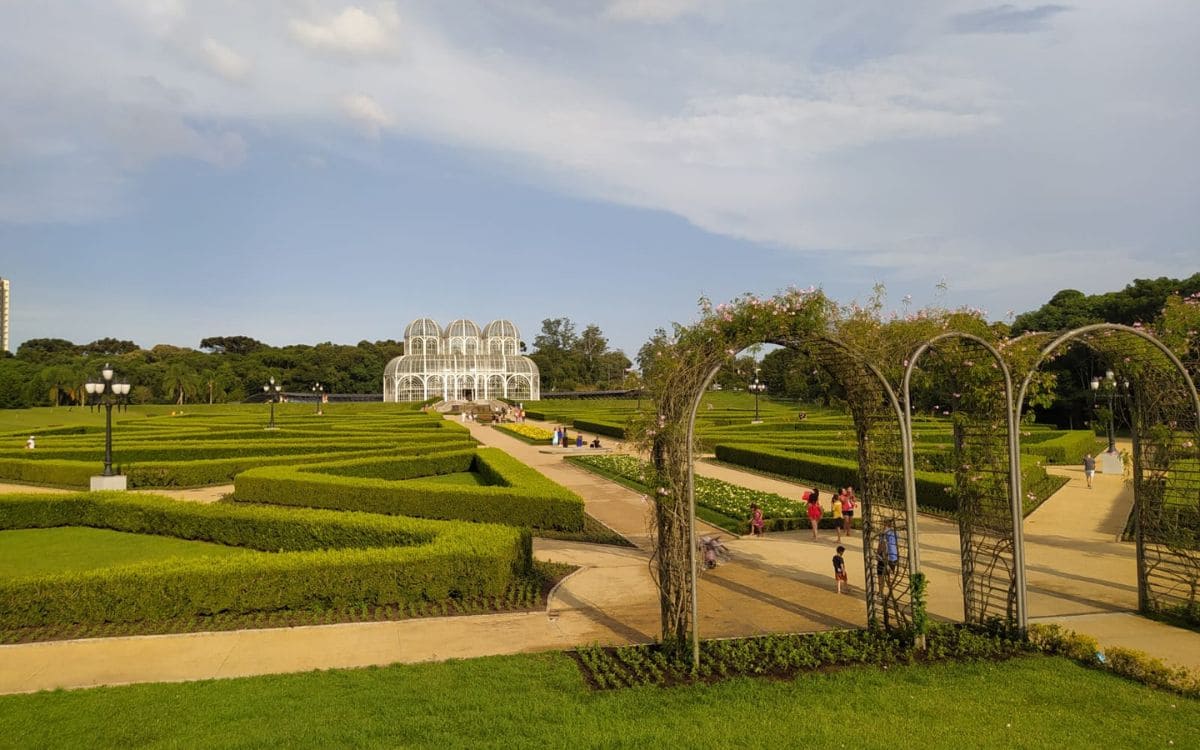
[
  {"x1": 161, "y1": 362, "x2": 201, "y2": 405},
  {"x1": 41, "y1": 365, "x2": 75, "y2": 407}
]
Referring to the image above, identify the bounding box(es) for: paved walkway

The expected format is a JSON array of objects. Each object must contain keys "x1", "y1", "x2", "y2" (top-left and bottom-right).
[{"x1": 2, "y1": 426, "x2": 1198, "y2": 695}]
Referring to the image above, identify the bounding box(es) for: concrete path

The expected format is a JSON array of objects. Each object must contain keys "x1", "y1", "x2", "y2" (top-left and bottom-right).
[{"x1": 0, "y1": 482, "x2": 233, "y2": 503}]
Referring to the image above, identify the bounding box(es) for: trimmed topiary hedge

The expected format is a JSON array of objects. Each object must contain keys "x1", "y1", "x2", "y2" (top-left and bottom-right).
[
  {"x1": 0, "y1": 491, "x2": 531, "y2": 630},
  {"x1": 1021, "y1": 430, "x2": 1101, "y2": 464},
  {"x1": 571, "y1": 419, "x2": 627, "y2": 440},
  {"x1": 233, "y1": 448, "x2": 586, "y2": 530},
  {"x1": 0, "y1": 441, "x2": 476, "y2": 489}
]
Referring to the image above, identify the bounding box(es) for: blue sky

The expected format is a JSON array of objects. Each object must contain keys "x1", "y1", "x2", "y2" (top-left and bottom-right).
[{"x1": 1, "y1": 1, "x2": 1197, "y2": 356}]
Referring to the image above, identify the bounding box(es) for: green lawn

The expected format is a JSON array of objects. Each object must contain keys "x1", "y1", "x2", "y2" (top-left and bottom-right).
[
  {"x1": 0, "y1": 527, "x2": 252, "y2": 579},
  {"x1": 0, "y1": 653, "x2": 1194, "y2": 748},
  {"x1": 411, "y1": 471, "x2": 492, "y2": 487}
]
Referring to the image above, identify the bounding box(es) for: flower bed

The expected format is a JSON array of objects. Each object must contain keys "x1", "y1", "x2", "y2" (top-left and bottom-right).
[
  {"x1": 569, "y1": 454, "x2": 806, "y2": 520},
  {"x1": 494, "y1": 423, "x2": 555, "y2": 444}
]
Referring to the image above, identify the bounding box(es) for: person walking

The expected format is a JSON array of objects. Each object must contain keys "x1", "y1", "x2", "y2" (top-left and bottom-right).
[
  {"x1": 806, "y1": 489, "x2": 822, "y2": 540},
  {"x1": 1083, "y1": 453, "x2": 1096, "y2": 489},
  {"x1": 831, "y1": 493, "x2": 843, "y2": 542}
]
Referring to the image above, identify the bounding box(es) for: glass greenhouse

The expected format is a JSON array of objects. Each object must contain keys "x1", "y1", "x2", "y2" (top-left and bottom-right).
[{"x1": 383, "y1": 318, "x2": 540, "y2": 402}]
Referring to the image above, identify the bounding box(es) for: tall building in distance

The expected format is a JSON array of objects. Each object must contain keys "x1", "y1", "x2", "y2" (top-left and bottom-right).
[{"x1": 0, "y1": 277, "x2": 9, "y2": 353}]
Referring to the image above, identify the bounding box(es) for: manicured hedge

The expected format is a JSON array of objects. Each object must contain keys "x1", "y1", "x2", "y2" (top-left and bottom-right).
[
  {"x1": 0, "y1": 433, "x2": 467, "y2": 463},
  {"x1": 0, "y1": 492, "x2": 531, "y2": 630},
  {"x1": 0, "y1": 442, "x2": 475, "y2": 489},
  {"x1": 233, "y1": 448, "x2": 586, "y2": 531},
  {"x1": 1021, "y1": 430, "x2": 1101, "y2": 464},
  {"x1": 571, "y1": 419, "x2": 627, "y2": 440}
]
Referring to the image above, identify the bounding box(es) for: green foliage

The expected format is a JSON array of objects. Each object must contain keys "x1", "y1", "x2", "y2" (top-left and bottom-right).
[
  {"x1": 233, "y1": 448, "x2": 586, "y2": 531},
  {"x1": 0, "y1": 406, "x2": 474, "y2": 487},
  {"x1": 0, "y1": 492, "x2": 531, "y2": 630},
  {"x1": 529, "y1": 318, "x2": 632, "y2": 391},
  {"x1": 1, "y1": 337, "x2": 407, "y2": 407},
  {"x1": 1029, "y1": 624, "x2": 1200, "y2": 698},
  {"x1": 1020, "y1": 430, "x2": 1102, "y2": 464},
  {"x1": 575, "y1": 623, "x2": 1034, "y2": 688}
]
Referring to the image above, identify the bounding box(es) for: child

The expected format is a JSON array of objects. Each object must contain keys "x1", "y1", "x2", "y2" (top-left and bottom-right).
[
  {"x1": 833, "y1": 545, "x2": 848, "y2": 593},
  {"x1": 750, "y1": 503, "x2": 765, "y2": 538},
  {"x1": 831, "y1": 494, "x2": 843, "y2": 542}
]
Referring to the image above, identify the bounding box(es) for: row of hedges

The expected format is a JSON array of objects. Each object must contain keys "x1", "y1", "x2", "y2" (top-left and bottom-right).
[
  {"x1": 1021, "y1": 430, "x2": 1102, "y2": 464},
  {"x1": 0, "y1": 433, "x2": 468, "y2": 463},
  {"x1": 0, "y1": 492, "x2": 531, "y2": 630},
  {"x1": 0, "y1": 442, "x2": 476, "y2": 489},
  {"x1": 571, "y1": 419, "x2": 627, "y2": 440},
  {"x1": 233, "y1": 448, "x2": 586, "y2": 531}
]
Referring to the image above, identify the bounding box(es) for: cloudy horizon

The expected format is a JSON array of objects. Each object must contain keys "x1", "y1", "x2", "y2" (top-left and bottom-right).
[{"x1": 1, "y1": 1, "x2": 1196, "y2": 355}]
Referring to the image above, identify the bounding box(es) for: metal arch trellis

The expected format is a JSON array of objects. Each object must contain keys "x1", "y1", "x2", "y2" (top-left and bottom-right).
[
  {"x1": 676, "y1": 333, "x2": 919, "y2": 669},
  {"x1": 1013, "y1": 323, "x2": 1200, "y2": 624},
  {"x1": 903, "y1": 332, "x2": 1028, "y2": 629}
]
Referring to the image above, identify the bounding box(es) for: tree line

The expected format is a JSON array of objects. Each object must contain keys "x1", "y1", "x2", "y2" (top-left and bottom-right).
[
  {"x1": 0, "y1": 336, "x2": 403, "y2": 408},
  {"x1": 0, "y1": 317, "x2": 636, "y2": 407},
  {"x1": 1, "y1": 276, "x2": 1195, "y2": 409},
  {"x1": 749, "y1": 274, "x2": 1200, "y2": 426}
]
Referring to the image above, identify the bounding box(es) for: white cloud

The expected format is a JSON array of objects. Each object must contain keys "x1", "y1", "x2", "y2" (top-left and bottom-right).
[
  {"x1": 603, "y1": 0, "x2": 711, "y2": 23},
  {"x1": 117, "y1": 0, "x2": 186, "y2": 36},
  {"x1": 201, "y1": 38, "x2": 251, "y2": 82},
  {"x1": 289, "y1": 5, "x2": 399, "y2": 57},
  {"x1": 340, "y1": 93, "x2": 391, "y2": 137},
  {"x1": 0, "y1": 0, "x2": 1196, "y2": 307}
]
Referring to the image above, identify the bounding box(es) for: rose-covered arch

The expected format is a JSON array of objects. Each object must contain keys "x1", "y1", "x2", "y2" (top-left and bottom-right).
[
  {"x1": 1012, "y1": 323, "x2": 1200, "y2": 624},
  {"x1": 636, "y1": 289, "x2": 924, "y2": 665},
  {"x1": 903, "y1": 332, "x2": 1028, "y2": 628}
]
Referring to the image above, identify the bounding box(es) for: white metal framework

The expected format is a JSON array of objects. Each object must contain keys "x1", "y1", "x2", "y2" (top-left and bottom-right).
[{"x1": 383, "y1": 318, "x2": 540, "y2": 402}]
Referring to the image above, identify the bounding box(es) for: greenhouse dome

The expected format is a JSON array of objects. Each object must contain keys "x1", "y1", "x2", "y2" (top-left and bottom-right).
[{"x1": 383, "y1": 318, "x2": 539, "y2": 402}]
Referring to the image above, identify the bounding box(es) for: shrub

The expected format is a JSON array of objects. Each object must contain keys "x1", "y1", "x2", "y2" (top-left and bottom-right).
[
  {"x1": 1022, "y1": 431, "x2": 1101, "y2": 464},
  {"x1": 233, "y1": 448, "x2": 585, "y2": 530},
  {"x1": 572, "y1": 419, "x2": 627, "y2": 440},
  {"x1": 0, "y1": 492, "x2": 531, "y2": 630}
]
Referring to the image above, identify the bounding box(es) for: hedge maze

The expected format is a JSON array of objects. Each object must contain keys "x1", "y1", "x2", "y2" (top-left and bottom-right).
[
  {"x1": 0, "y1": 408, "x2": 475, "y2": 488},
  {"x1": 233, "y1": 447, "x2": 586, "y2": 531},
  {"x1": 0, "y1": 491, "x2": 531, "y2": 633},
  {"x1": 0, "y1": 405, "x2": 587, "y2": 639}
]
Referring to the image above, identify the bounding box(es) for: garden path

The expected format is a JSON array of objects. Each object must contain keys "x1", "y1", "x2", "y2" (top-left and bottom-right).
[
  {"x1": 3, "y1": 428, "x2": 1197, "y2": 694},
  {"x1": 495, "y1": 421, "x2": 1199, "y2": 671}
]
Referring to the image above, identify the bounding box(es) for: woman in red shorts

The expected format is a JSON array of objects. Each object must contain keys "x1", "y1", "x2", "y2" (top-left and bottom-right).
[{"x1": 805, "y1": 489, "x2": 823, "y2": 540}]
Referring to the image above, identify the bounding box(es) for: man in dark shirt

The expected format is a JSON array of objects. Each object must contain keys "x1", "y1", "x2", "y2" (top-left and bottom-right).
[{"x1": 1083, "y1": 453, "x2": 1096, "y2": 489}]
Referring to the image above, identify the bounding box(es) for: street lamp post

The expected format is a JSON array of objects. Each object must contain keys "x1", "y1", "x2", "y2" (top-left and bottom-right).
[
  {"x1": 749, "y1": 367, "x2": 767, "y2": 424},
  {"x1": 1090, "y1": 368, "x2": 1129, "y2": 454},
  {"x1": 312, "y1": 382, "x2": 325, "y2": 416},
  {"x1": 84, "y1": 363, "x2": 131, "y2": 488},
  {"x1": 263, "y1": 377, "x2": 282, "y2": 429}
]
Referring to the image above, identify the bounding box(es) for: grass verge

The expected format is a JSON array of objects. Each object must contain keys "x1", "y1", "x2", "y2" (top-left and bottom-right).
[{"x1": 0, "y1": 652, "x2": 1195, "y2": 748}]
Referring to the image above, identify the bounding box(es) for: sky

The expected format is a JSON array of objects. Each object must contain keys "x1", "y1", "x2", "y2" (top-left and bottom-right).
[{"x1": 1, "y1": 1, "x2": 1197, "y2": 356}]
